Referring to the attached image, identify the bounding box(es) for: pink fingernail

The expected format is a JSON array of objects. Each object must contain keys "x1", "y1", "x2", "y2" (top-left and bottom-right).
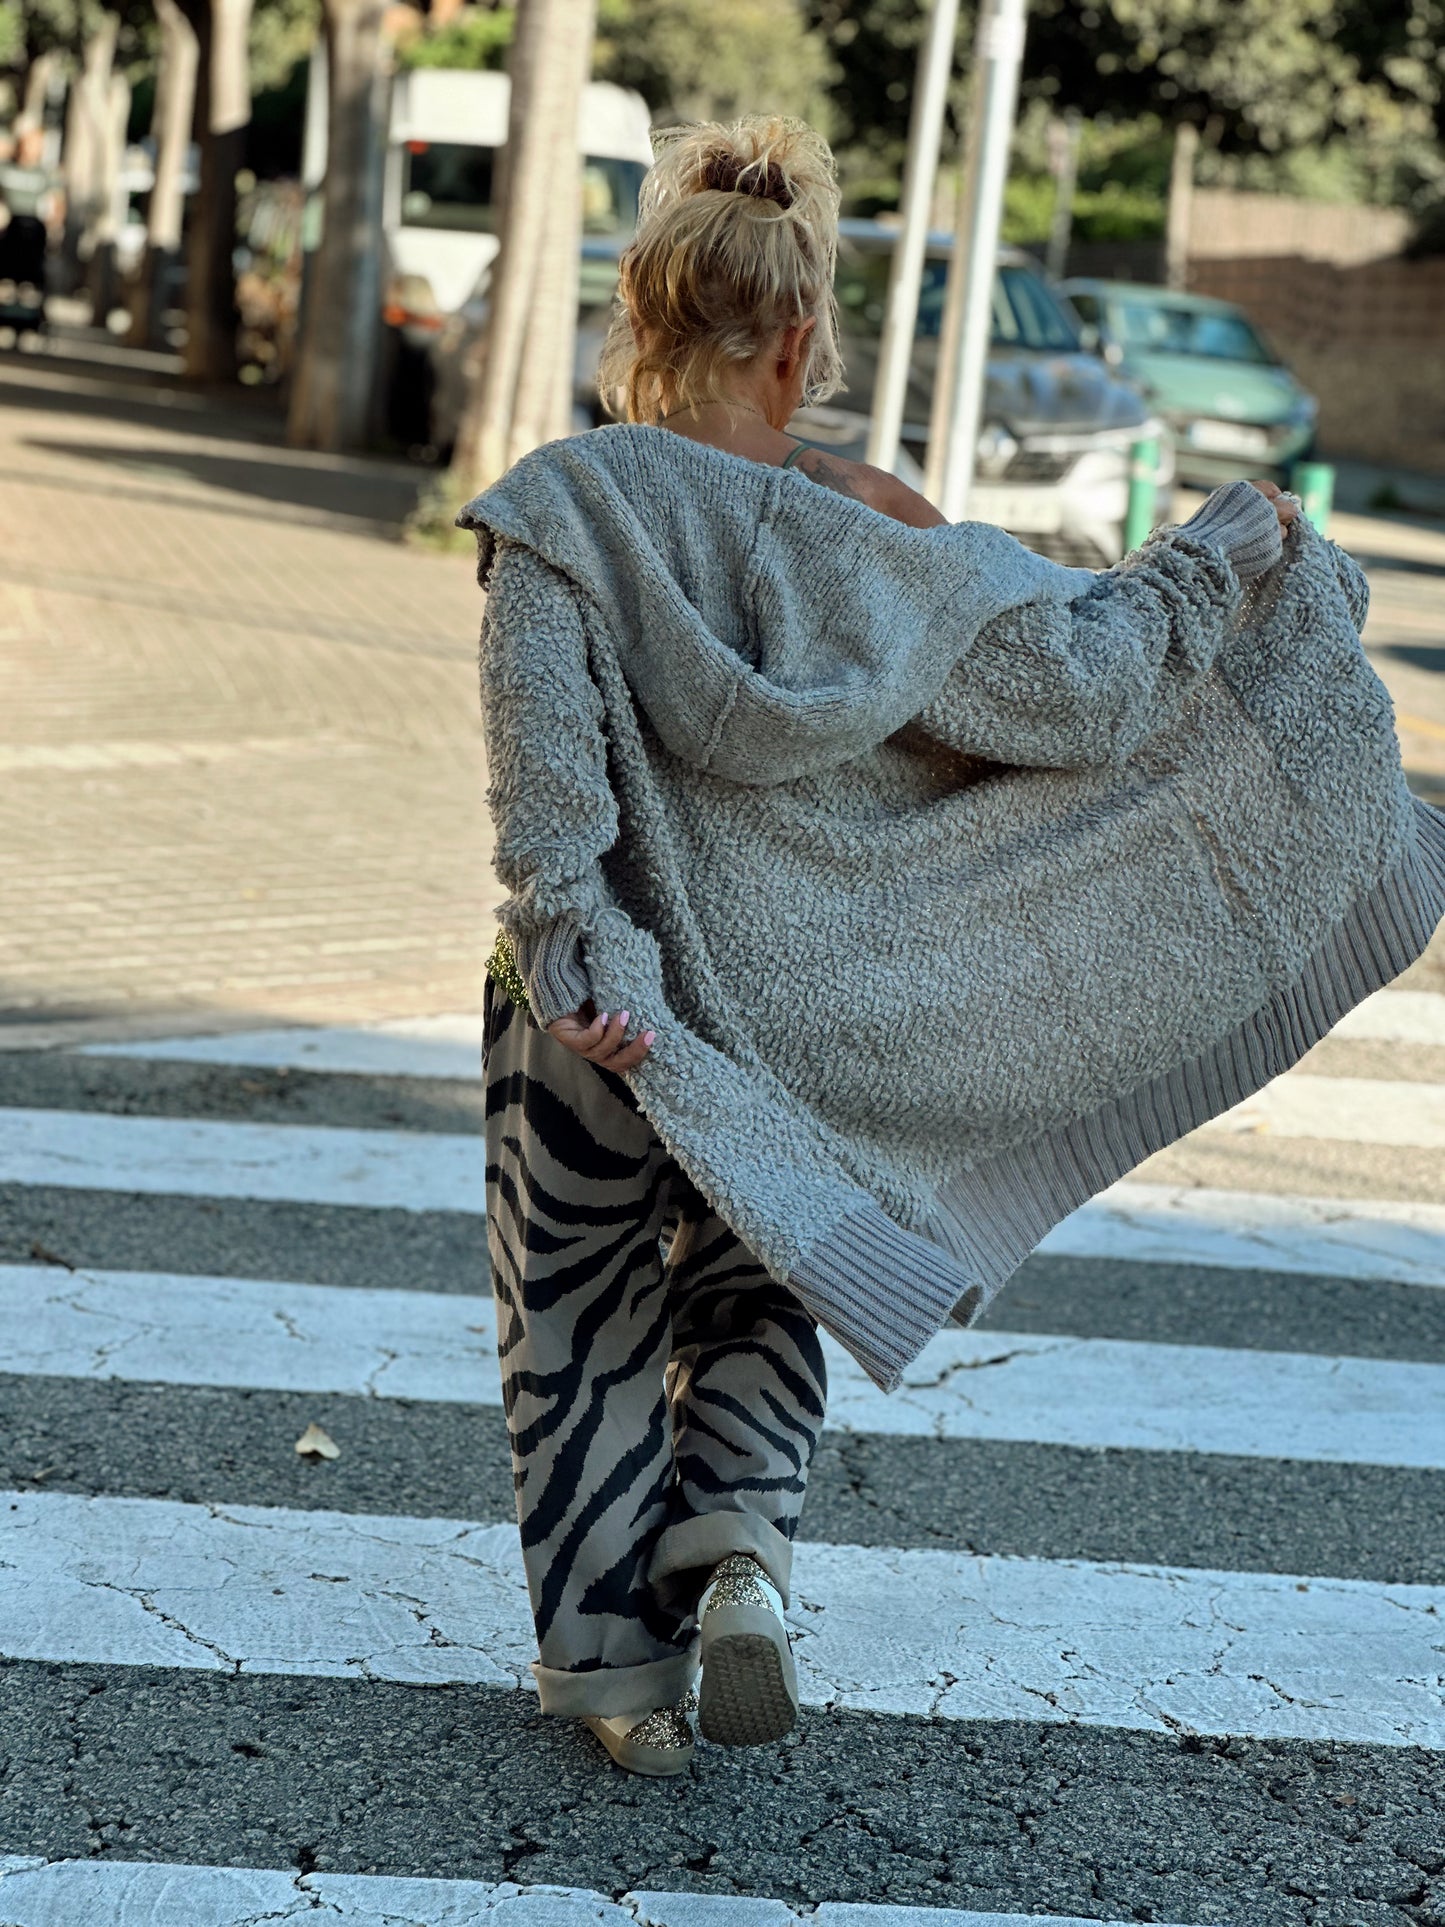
[
  {"x1": 598, "y1": 1012, "x2": 608, "y2": 1024},
  {"x1": 642, "y1": 1030, "x2": 656, "y2": 1045},
  {"x1": 619, "y1": 1011, "x2": 629, "y2": 1026}
]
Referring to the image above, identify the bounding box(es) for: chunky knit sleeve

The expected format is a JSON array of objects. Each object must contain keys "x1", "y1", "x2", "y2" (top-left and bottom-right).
[
  {"x1": 1326, "y1": 540, "x2": 1370, "y2": 633},
  {"x1": 479, "y1": 539, "x2": 618, "y2": 1026},
  {"x1": 912, "y1": 508, "x2": 1259, "y2": 768}
]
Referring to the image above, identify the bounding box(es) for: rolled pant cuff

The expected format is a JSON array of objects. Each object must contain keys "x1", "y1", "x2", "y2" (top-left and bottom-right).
[
  {"x1": 531, "y1": 1642, "x2": 699, "y2": 1719},
  {"x1": 648, "y1": 1510, "x2": 795, "y2": 1609}
]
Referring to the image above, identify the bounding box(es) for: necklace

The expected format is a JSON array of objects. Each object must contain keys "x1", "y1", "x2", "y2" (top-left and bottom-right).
[{"x1": 659, "y1": 399, "x2": 771, "y2": 427}]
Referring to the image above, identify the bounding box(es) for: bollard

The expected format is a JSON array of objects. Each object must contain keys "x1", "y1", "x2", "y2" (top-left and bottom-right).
[
  {"x1": 1123, "y1": 435, "x2": 1159, "y2": 552},
  {"x1": 1291, "y1": 459, "x2": 1334, "y2": 537}
]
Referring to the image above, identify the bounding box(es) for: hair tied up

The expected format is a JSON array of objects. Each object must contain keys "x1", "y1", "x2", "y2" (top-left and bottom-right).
[
  {"x1": 596, "y1": 113, "x2": 844, "y2": 425},
  {"x1": 699, "y1": 151, "x2": 795, "y2": 209}
]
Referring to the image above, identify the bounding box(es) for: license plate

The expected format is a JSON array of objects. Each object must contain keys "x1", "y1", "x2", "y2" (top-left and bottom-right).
[
  {"x1": 969, "y1": 485, "x2": 1063, "y2": 533},
  {"x1": 1187, "y1": 419, "x2": 1271, "y2": 456}
]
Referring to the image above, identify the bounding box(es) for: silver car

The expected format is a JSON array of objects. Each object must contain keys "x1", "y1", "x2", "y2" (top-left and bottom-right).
[
  {"x1": 793, "y1": 220, "x2": 1173, "y2": 565},
  {"x1": 428, "y1": 222, "x2": 1172, "y2": 564}
]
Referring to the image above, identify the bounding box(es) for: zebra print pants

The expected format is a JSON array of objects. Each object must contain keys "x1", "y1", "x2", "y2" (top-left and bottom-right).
[{"x1": 483, "y1": 979, "x2": 829, "y2": 1719}]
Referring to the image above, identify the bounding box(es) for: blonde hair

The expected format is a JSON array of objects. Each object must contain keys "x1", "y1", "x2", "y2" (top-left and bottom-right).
[{"x1": 597, "y1": 114, "x2": 844, "y2": 426}]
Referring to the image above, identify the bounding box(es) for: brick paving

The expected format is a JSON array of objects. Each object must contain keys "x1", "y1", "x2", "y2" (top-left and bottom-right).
[
  {"x1": 2, "y1": 357, "x2": 1443, "y2": 1045},
  {"x1": 0, "y1": 363, "x2": 489, "y2": 1042}
]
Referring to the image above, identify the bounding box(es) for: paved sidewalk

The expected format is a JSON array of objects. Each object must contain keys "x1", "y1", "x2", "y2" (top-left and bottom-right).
[
  {"x1": 2, "y1": 361, "x2": 1443, "y2": 1046},
  {"x1": 0, "y1": 363, "x2": 489, "y2": 1042}
]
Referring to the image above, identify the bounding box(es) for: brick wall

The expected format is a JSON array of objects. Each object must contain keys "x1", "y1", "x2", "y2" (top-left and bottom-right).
[{"x1": 1182, "y1": 191, "x2": 1445, "y2": 473}]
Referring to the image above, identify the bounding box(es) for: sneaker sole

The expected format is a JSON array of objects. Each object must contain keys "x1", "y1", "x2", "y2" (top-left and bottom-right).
[{"x1": 698, "y1": 1601, "x2": 799, "y2": 1747}]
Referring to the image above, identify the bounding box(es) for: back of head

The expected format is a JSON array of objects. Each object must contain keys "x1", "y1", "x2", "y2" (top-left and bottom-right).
[{"x1": 597, "y1": 114, "x2": 844, "y2": 426}]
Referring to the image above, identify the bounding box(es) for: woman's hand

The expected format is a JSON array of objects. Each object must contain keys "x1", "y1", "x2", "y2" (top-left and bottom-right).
[
  {"x1": 1249, "y1": 479, "x2": 1302, "y2": 531},
  {"x1": 547, "y1": 1004, "x2": 655, "y2": 1071}
]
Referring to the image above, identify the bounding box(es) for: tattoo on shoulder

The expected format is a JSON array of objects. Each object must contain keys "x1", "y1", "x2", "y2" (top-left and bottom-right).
[{"x1": 796, "y1": 451, "x2": 869, "y2": 504}]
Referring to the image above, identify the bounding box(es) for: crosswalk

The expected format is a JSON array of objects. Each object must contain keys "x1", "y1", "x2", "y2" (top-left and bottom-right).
[{"x1": 3, "y1": 999, "x2": 1443, "y2": 1924}]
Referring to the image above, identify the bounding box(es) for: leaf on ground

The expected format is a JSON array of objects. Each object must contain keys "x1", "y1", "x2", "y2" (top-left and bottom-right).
[{"x1": 295, "y1": 1422, "x2": 340, "y2": 1460}]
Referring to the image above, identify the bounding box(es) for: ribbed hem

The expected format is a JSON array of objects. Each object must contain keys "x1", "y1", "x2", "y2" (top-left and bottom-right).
[
  {"x1": 648, "y1": 1509, "x2": 795, "y2": 1610},
  {"x1": 510, "y1": 915, "x2": 593, "y2": 1027},
  {"x1": 1174, "y1": 480, "x2": 1283, "y2": 580},
  {"x1": 927, "y1": 795, "x2": 1445, "y2": 1321},
  {"x1": 789, "y1": 1200, "x2": 973, "y2": 1396},
  {"x1": 532, "y1": 1643, "x2": 699, "y2": 1718},
  {"x1": 791, "y1": 797, "x2": 1445, "y2": 1397}
]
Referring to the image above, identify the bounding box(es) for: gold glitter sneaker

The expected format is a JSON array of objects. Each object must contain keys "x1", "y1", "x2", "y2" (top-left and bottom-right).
[
  {"x1": 581, "y1": 1689, "x2": 697, "y2": 1777},
  {"x1": 696, "y1": 1553, "x2": 799, "y2": 1747}
]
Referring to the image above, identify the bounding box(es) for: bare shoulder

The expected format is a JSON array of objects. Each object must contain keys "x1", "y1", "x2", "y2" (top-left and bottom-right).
[{"x1": 791, "y1": 448, "x2": 947, "y2": 529}]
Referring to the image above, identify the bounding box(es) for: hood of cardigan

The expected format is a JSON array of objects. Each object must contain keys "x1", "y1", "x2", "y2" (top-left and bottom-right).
[{"x1": 458, "y1": 425, "x2": 1096, "y2": 784}]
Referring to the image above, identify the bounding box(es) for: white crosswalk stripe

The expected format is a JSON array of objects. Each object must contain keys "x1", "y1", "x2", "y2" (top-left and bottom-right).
[
  {"x1": 3, "y1": 1265, "x2": 1441, "y2": 1468},
  {"x1": 70, "y1": 988, "x2": 1445, "y2": 1074},
  {"x1": 1042, "y1": 1179, "x2": 1445, "y2": 1287},
  {"x1": 1206, "y1": 1073, "x2": 1445, "y2": 1147},
  {"x1": 3, "y1": 1489, "x2": 1440, "y2": 1746},
  {"x1": 4, "y1": 1013, "x2": 1445, "y2": 1918},
  {"x1": 0, "y1": 1107, "x2": 482, "y2": 1212},
  {"x1": 7, "y1": 1105, "x2": 1445, "y2": 1287},
  {"x1": 0, "y1": 1858, "x2": 1200, "y2": 1927},
  {"x1": 80, "y1": 1013, "x2": 490, "y2": 1081}
]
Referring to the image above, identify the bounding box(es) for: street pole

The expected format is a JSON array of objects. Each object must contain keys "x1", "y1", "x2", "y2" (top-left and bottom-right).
[
  {"x1": 864, "y1": 0, "x2": 962, "y2": 473},
  {"x1": 1044, "y1": 106, "x2": 1080, "y2": 282},
  {"x1": 926, "y1": 0, "x2": 1029, "y2": 520}
]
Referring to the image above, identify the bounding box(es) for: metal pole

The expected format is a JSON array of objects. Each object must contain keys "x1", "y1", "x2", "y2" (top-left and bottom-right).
[
  {"x1": 1044, "y1": 106, "x2": 1080, "y2": 282},
  {"x1": 865, "y1": 0, "x2": 962, "y2": 472},
  {"x1": 1292, "y1": 459, "x2": 1334, "y2": 539},
  {"x1": 927, "y1": 0, "x2": 1029, "y2": 520},
  {"x1": 1123, "y1": 435, "x2": 1159, "y2": 551}
]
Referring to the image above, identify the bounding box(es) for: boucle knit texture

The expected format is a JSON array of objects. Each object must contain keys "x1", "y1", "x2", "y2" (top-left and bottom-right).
[{"x1": 460, "y1": 424, "x2": 1445, "y2": 1393}]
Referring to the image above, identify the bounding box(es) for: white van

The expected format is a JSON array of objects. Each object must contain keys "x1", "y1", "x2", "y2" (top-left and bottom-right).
[{"x1": 382, "y1": 67, "x2": 653, "y2": 327}]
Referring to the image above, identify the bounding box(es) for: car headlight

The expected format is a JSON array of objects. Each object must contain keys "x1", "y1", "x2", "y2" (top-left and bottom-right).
[{"x1": 975, "y1": 421, "x2": 1019, "y2": 478}]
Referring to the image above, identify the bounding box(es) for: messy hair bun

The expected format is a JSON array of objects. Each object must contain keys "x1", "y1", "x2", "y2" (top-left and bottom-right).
[{"x1": 596, "y1": 114, "x2": 844, "y2": 425}]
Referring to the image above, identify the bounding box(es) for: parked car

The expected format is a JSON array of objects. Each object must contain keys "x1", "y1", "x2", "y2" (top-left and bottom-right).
[
  {"x1": 784, "y1": 221, "x2": 1174, "y2": 565},
  {"x1": 574, "y1": 223, "x2": 1169, "y2": 565},
  {"x1": 375, "y1": 66, "x2": 653, "y2": 448},
  {"x1": 1059, "y1": 279, "x2": 1318, "y2": 487},
  {"x1": 421, "y1": 216, "x2": 1169, "y2": 562}
]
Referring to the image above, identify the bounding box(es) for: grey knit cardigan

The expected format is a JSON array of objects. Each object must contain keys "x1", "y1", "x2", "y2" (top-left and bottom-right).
[{"x1": 460, "y1": 425, "x2": 1445, "y2": 1393}]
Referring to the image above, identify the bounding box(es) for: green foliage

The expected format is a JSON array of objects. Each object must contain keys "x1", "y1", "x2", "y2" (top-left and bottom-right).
[
  {"x1": 249, "y1": 0, "x2": 319, "y2": 96},
  {"x1": 397, "y1": 5, "x2": 514, "y2": 73},
  {"x1": 805, "y1": 0, "x2": 1444, "y2": 218},
  {"x1": 1001, "y1": 172, "x2": 1163, "y2": 243},
  {"x1": 594, "y1": 0, "x2": 838, "y2": 131},
  {"x1": 0, "y1": 4, "x2": 24, "y2": 67},
  {"x1": 802, "y1": 0, "x2": 975, "y2": 205}
]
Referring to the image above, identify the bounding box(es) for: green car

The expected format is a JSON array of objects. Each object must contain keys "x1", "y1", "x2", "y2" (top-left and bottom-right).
[{"x1": 1058, "y1": 279, "x2": 1318, "y2": 487}]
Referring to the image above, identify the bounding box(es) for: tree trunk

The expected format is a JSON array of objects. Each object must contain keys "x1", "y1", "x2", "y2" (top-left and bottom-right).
[
  {"x1": 59, "y1": 15, "x2": 119, "y2": 294},
  {"x1": 179, "y1": 0, "x2": 255, "y2": 382},
  {"x1": 449, "y1": 0, "x2": 597, "y2": 494},
  {"x1": 85, "y1": 69, "x2": 131, "y2": 319},
  {"x1": 286, "y1": 0, "x2": 391, "y2": 451},
  {"x1": 15, "y1": 52, "x2": 59, "y2": 163},
  {"x1": 130, "y1": 0, "x2": 200, "y2": 349}
]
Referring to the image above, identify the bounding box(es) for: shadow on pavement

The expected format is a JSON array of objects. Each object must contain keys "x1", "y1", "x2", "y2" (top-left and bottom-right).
[
  {"x1": 1379, "y1": 644, "x2": 1445, "y2": 678},
  {"x1": 22, "y1": 434, "x2": 433, "y2": 532},
  {"x1": 1348, "y1": 552, "x2": 1445, "y2": 581},
  {"x1": 1, "y1": 362, "x2": 436, "y2": 532}
]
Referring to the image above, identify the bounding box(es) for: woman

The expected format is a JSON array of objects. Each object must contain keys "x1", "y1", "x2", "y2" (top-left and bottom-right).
[{"x1": 462, "y1": 116, "x2": 1444, "y2": 1779}]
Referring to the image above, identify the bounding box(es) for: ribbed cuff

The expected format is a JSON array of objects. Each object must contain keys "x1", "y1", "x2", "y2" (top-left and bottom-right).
[
  {"x1": 509, "y1": 915, "x2": 593, "y2": 1027},
  {"x1": 1175, "y1": 479, "x2": 1283, "y2": 579}
]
